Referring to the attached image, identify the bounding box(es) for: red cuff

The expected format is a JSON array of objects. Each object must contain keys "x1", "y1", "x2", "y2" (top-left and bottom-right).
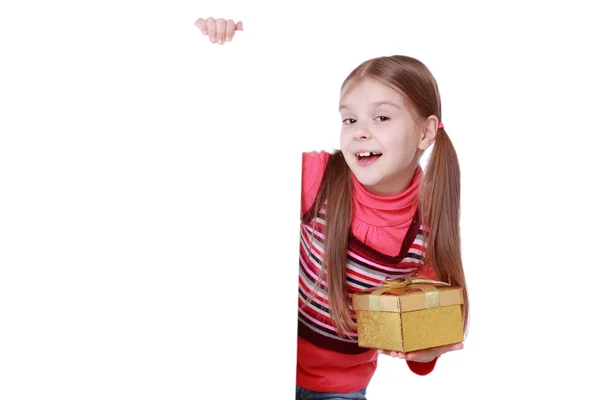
[{"x1": 406, "y1": 357, "x2": 438, "y2": 376}]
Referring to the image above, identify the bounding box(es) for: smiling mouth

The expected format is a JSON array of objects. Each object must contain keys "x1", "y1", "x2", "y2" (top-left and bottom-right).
[{"x1": 355, "y1": 151, "x2": 382, "y2": 162}]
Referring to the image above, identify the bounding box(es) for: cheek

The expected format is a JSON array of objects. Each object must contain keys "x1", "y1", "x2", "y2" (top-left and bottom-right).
[
  {"x1": 382, "y1": 132, "x2": 412, "y2": 154},
  {"x1": 382, "y1": 135, "x2": 418, "y2": 166},
  {"x1": 339, "y1": 132, "x2": 351, "y2": 150}
]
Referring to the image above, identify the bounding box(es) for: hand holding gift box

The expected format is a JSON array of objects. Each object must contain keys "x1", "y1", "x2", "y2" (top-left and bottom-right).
[
  {"x1": 352, "y1": 276, "x2": 465, "y2": 357},
  {"x1": 378, "y1": 342, "x2": 464, "y2": 363}
]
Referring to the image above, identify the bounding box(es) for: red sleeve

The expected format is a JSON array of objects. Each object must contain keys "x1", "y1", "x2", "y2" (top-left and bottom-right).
[
  {"x1": 301, "y1": 151, "x2": 330, "y2": 216},
  {"x1": 406, "y1": 357, "x2": 438, "y2": 376}
]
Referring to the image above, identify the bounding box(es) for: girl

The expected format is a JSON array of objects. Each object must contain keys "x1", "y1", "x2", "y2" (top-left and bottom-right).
[{"x1": 196, "y1": 18, "x2": 470, "y2": 399}]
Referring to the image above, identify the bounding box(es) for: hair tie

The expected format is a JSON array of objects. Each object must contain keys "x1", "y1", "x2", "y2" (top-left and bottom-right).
[{"x1": 438, "y1": 122, "x2": 444, "y2": 129}]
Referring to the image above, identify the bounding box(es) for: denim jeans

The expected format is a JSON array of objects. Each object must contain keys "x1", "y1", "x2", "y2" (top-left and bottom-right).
[{"x1": 296, "y1": 385, "x2": 367, "y2": 400}]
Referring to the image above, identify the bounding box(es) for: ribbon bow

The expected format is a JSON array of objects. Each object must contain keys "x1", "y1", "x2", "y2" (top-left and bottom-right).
[
  {"x1": 380, "y1": 276, "x2": 450, "y2": 289},
  {"x1": 368, "y1": 276, "x2": 450, "y2": 312}
]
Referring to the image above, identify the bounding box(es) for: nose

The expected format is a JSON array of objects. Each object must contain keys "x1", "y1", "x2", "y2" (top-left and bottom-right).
[{"x1": 353, "y1": 122, "x2": 373, "y2": 140}]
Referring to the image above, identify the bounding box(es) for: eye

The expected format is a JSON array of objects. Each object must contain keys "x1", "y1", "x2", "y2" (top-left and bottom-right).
[
  {"x1": 375, "y1": 116, "x2": 390, "y2": 122},
  {"x1": 342, "y1": 118, "x2": 356, "y2": 125}
]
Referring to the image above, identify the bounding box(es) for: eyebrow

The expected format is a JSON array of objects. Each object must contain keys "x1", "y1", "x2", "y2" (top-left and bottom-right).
[{"x1": 338, "y1": 101, "x2": 401, "y2": 111}]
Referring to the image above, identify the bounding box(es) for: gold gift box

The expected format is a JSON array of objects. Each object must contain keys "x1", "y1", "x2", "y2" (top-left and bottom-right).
[{"x1": 351, "y1": 277, "x2": 464, "y2": 353}]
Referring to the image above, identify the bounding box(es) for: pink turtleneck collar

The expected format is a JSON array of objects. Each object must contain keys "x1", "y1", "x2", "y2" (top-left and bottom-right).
[{"x1": 350, "y1": 165, "x2": 422, "y2": 228}]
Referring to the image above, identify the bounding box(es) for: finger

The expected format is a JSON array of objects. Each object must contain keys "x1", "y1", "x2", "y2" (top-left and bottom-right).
[
  {"x1": 406, "y1": 351, "x2": 423, "y2": 361},
  {"x1": 406, "y1": 348, "x2": 439, "y2": 360},
  {"x1": 206, "y1": 17, "x2": 216, "y2": 43},
  {"x1": 451, "y1": 342, "x2": 464, "y2": 351},
  {"x1": 406, "y1": 350, "x2": 437, "y2": 362},
  {"x1": 195, "y1": 18, "x2": 208, "y2": 35},
  {"x1": 377, "y1": 349, "x2": 394, "y2": 357},
  {"x1": 216, "y1": 18, "x2": 227, "y2": 44},
  {"x1": 405, "y1": 343, "x2": 462, "y2": 362},
  {"x1": 378, "y1": 349, "x2": 407, "y2": 359},
  {"x1": 225, "y1": 19, "x2": 236, "y2": 41},
  {"x1": 433, "y1": 343, "x2": 463, "y2": 354},
  {"x1": 236, "y1": 21, "x2": 243, "y2": 31}
]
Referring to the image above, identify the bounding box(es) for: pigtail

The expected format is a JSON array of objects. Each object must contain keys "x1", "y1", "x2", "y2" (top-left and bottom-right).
[
  {"x1": 419, "y1": 127, "x2": 470, "y2": 333},
  {"x1": 310, "y1": 150, "x2": 356, "y2": 338}
]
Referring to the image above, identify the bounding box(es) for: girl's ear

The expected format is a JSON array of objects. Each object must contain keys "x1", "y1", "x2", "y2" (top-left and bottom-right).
[{"x1": 418, "y1": 116, "x2": 439, "y2": 151}]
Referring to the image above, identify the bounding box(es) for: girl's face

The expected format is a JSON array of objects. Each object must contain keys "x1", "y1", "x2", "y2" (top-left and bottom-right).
[{"x1": 339, "y1": 78, "x2": 436, "y2": 195}]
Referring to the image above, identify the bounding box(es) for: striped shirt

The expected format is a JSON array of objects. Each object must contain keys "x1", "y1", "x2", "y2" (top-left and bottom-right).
[
  {"x1": 298, "y1": 194, "x2": 427, "y2": 354},
  {"x1": 296, "y1": 151, "x2": 436, "y2": 393}
]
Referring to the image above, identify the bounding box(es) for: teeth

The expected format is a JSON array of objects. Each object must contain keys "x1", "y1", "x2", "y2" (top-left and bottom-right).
[{"x1": 356, "y1": 152, "x2": 382, "y2": 157}]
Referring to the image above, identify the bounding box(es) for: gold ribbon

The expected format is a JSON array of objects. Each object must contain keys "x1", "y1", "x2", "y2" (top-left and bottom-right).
[{"x1": 368, "y1": 276, "x2": 450, "y2": 312}]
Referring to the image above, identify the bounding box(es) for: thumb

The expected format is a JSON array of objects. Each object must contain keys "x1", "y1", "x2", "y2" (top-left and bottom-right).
[{"x1": 236, "y1": 21, "x2": 244, "y2": 31}]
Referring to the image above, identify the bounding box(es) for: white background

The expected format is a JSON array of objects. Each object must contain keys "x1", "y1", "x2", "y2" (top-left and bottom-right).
[{"x1": 1, "y1": 1, "x2": 599, "y2": 399}]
